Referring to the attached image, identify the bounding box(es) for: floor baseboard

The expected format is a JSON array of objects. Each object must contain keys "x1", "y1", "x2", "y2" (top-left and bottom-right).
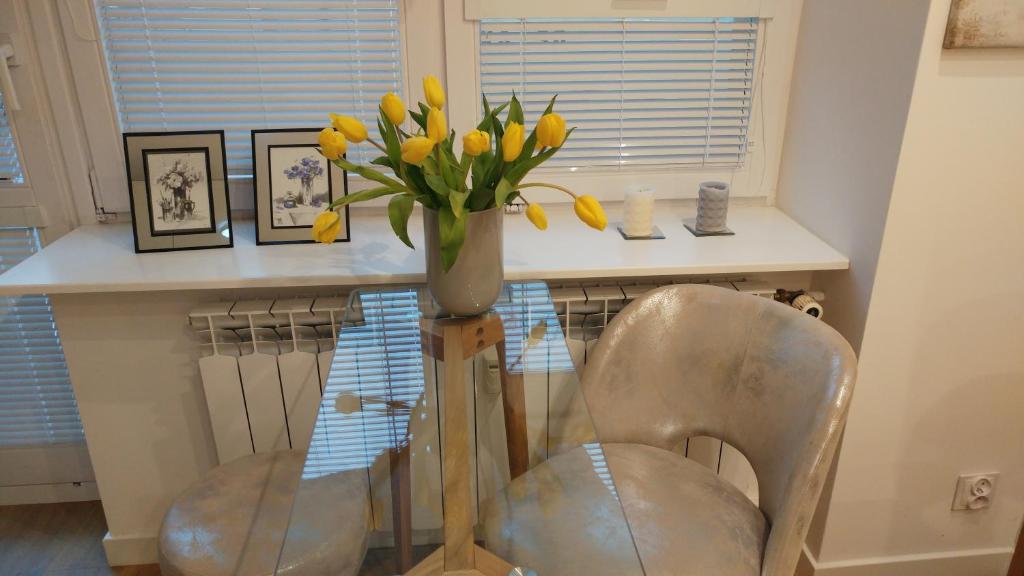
[
  {"x1": 103, "y1": 531, "x2": 160, "y2": 567},
  {"x1": 802, "y1": 543, "x2": 1013, "y2": 576}
]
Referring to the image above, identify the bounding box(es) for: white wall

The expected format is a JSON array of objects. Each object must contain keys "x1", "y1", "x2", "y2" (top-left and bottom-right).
[
  {"x1": 776, "y1": 0, "x2": 930, "y2": 352},
  {"x1": 788, "y1": 0, "x2": 1024, "y2": 573}
]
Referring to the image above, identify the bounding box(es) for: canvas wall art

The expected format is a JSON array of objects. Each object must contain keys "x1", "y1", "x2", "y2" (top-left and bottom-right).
[{"x1": 944, "y1": 0, "x2": 1024, "y2": 48}]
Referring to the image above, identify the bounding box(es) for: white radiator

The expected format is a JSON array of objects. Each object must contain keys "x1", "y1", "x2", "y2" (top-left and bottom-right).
[{"x1": 188, "y1": 279, "x2": 818, "y2": 532}]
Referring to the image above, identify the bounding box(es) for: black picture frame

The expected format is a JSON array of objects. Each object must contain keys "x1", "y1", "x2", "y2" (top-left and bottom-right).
[
  {"x1": 251, "y1": 128, "x2": 350, "y2": 245},
  {"x1": 122, "y1": 130, "x2": 233, "y2": 253}
]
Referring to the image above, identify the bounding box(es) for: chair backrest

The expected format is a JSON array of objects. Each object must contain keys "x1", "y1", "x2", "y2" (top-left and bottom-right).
[{"x1": 582, "y1": 284, "x2": 856, "y2": 576}]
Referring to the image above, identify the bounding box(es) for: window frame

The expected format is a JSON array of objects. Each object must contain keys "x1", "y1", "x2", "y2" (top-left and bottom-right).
[
  {"x1": 445, "y1": 0, "x2": 801, "y2": 205},
  {"x1": 58, "y1": 0, "x2": 800, "y2": 221}
]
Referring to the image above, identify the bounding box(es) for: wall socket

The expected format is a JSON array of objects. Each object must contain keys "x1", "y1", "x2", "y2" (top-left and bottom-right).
[{"x1": 952, "y1": 473, "x2": 999, "y2": 511}]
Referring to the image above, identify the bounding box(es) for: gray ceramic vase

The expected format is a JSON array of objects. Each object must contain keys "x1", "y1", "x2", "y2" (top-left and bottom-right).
[
  {"x1": 696, "y1": 181, "x2": 730, "y2": 233},
  {"x1": 423, "y1": 207, "x2": 504, "y2": 316}
]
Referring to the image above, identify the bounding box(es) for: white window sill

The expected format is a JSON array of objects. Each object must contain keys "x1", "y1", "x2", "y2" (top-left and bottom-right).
[{"x1": 0, "y1": 203, "x2": 848, "y2": 296}]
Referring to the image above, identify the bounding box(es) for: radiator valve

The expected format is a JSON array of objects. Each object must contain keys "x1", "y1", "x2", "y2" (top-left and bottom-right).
[{"x1": 774, "y1": 289, "x2": 824, "y2": 319}]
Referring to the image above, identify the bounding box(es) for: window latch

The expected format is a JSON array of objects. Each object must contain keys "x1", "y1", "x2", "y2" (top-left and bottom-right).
[{"x1": 0, "y1": 38, "x2": 20, "y2": 111}]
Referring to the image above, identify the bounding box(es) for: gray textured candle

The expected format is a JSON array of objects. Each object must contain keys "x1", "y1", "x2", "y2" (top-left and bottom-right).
[{"x1": 696, "y1": 181, "x2": 730, "y2": 233}]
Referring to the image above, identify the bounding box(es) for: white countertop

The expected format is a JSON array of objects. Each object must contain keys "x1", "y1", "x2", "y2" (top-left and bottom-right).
[{"x1": 0, "y1": 204, "x2": 848, "y2": 295}]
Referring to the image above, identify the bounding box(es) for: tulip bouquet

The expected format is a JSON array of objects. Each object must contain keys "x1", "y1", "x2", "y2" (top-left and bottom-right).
[{"x1": 311, "y1": 75, "x2": 607, "y2": 270}]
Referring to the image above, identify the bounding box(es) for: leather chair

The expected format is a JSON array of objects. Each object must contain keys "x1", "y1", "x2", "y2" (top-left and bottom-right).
[
  {"x1": 482, "y1": 285, "x2": 857, "y2": 576},
  {"x1": 159, "y1": 450, "x2": 369, "y2": 576}
]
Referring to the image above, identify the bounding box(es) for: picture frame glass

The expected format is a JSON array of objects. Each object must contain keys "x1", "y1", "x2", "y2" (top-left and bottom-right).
[
  {"x1": 144, "y1": 149, "x2": 215, "y2": 236},
  {"x1": 268, "y1": 145, "x2": 331, "y2": 229}
]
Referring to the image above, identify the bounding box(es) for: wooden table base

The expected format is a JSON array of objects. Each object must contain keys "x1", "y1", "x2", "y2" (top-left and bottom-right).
[{"x1": 399, "y1": 313, "x2": 525, "y2": 575}]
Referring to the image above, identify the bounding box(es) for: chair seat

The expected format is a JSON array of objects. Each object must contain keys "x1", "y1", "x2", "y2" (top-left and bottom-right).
[
  {"x1": 159, "y1": 450, "x2": 369, "y2": 576},
  {"x1": 482, "y1": 443, "x2": 767, "y2": 576}
]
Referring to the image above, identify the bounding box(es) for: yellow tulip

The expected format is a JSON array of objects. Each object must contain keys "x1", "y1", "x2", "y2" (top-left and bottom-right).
[
  {"x1": 525, "y1": 202, "x2": 548, "y2": 230},
  {"x1": 311, "y1": 210, "x2": 342, "y2": 244},
  {"x1": 381, "y1": 92, "x2": 405, "y2": 125},
  {"x1": 401, "y1": 136, "x2": 436, "y2": 164},
  {"x1": 423, "y1": 74, "x2": 446, "y2": 109},
  {"x1": 536, "y1": 113, "x2": 567, "y2": 148},
  {"x1": 318, "y1": 127, "x2": 347, "y2": 161},
  {"x1": 427, "y1": 107, "x2": 447, "y2": 142},
  {"x1": 329, "y1": 113, "x2": 368, "y2": 143},
  {"x1": 462, "y1": 130, "x2": 490, "y2": 157},
  {"x1": 502, "y1": 122, "x2": 524, "y2": 162},
  {"x1": 574, "y1": 194, "x2": 607, "y2": 231}
]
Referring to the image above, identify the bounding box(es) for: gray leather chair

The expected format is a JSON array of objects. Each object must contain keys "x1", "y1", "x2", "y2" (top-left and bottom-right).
[
  {"x1": 159, "y1": 450, "x2": 370, "y2": 576},
  {"x1": 482, "y1": 285, "x2": 857, "y2": 576}
]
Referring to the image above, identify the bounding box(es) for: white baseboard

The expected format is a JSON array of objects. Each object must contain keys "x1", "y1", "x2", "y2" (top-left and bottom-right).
[
  {"x1": 0, "y1": 481, "x2": 99, "y2": 505},
  {"x1": 102, "y1": 531, "x2": 159, "y2": 566},
  {"x1": 801, "y1": 543, "x2": 1013, "y2": 576}
]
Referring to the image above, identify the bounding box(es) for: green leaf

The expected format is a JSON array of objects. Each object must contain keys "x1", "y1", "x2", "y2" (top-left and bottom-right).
[
  {"x1": 327, "y1": 186, "x2": 401, "y2": 210},
  {"x1": 370, "y1": 155, "x2": 394, "y2": 169},
  {"x1": 507, "y1": 93, "x2": 524, "y2": 126},
  {"x1": 425, "y1": 173, "x2": 451, "y2": 198},
  {"x1": 504, "y1": 127, "x2": 576, "y2": 185},
  {"x1": 387, "y1": 194, "x2": 416, "y2": 249},
  {"x1": 332, "y1": 157, "x2": 407, "y2": 191},
  {"x1": 438, "y1": 206, "x2": 467, "y2": 272},
  {"x1": 469, "y1": 186, "x2": 494, "y2": 211},
  {"x1": 543, "y1": 94, "x2": 558, "y2": 115},
  {"x1": 379, "y1": 110, "x2": 402, "y2": 168},
  {"x1": 438, "y1": 150, "x2": 457, "y2": 189},
  {"x1": 494, "y1": 178, "x2": 515, "y2": 206},
  {"x1": 471, "y1": 150, "x2": 491, "y2": 190},
  {"x1": 402, "y1": 163, "x2": 429, "y2": 199},
  {"x1": 517, "y1": 129, "x2": 538, "y2": 165},
  {"x1": 449, "y1": 189, "x2": 470, "y2": 219},
  {"x1": 409, "y1": 109, "x2": 426, "y2": 131}
]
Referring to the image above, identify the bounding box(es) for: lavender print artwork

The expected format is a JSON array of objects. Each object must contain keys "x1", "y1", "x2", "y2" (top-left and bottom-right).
[
  {"x1": 146, "y1": 151, "x2": 213, "y2": 234},
  {"x1": 269, "y1": 146, "x2": 329, "y2": 228}
]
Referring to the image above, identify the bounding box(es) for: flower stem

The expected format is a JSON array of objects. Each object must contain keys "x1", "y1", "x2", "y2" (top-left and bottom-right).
[
  {"x1": 366, "y1": 137, "x2": 388, "y2": 154},
  {"x1": 514, "y1": 182, "x2": 578, "y2": 200}
]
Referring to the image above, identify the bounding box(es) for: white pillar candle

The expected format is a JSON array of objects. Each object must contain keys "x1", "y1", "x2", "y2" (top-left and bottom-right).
[{"x1": 623, "y1": 188, "x2": 655, "y2": 237}]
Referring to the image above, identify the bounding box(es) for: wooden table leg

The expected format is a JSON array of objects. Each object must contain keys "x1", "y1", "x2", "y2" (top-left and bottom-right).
[
  {"x1": 496, "y1": 340, "x2": 529, "y2": 480},
  {"x1": 389, "y1": 442, "x2": 413, "y2": 573},
  {"x1": 441, "y1": 323, "x2": 475, "y2": 571}
]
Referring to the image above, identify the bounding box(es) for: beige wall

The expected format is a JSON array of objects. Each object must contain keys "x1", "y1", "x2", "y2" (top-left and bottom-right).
[{"x1": 787, "y1": 0, "x2": 1024, "y2": 573}]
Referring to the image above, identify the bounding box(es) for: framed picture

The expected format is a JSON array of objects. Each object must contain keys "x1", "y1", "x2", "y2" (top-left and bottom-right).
[
  {"x1": 122, "y1": 131, "x2": 232, "y2": 252},
  {"x1": 251, "y1": 128, "x2": 349, "y2": 244},
  {"x1": 944, "y1": 0, "x2": 1024, "y2": 48}
]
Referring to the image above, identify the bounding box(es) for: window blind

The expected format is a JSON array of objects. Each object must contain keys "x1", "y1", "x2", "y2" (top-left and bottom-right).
[
  {"x1": 479, "y1": 18, "x2": 758, "y2": 168},
  {"x1": 95, "y1": 0, "x2": 403, "y2": 176},
  {"x1": 0, "y1": 90, "x2": 22, "y2": 184},
  {"x1": 0, "y1": 228, "x2": 84, "y2": 446}
]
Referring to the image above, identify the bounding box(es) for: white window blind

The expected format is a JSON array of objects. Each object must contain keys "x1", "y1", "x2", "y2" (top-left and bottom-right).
[
  {"x1": 95, "y1": 0, "x2": 403, "y2": 176},
  {"x1": 0, "y1": 228, "x2": 84, "y2": 446},
  {"x1": 479, "y1": 18, "x2": 758, "y2": 168},
  {"x1": 0, "y1": 89, "x2": 23, "y2": 184}
]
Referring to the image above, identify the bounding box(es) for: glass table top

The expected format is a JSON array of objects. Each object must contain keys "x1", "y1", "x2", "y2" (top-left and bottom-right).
[{"x1": 273, "y1": 282, "x2": 644, "y2": 575}]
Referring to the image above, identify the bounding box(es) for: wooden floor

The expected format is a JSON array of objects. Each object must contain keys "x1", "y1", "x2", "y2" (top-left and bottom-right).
[
  {"x1": 0, "y1": 500, "x2": 436, "y2": 576},
  {"x1": 0, "y1": 501, "x2": 160, "y2": 576}
]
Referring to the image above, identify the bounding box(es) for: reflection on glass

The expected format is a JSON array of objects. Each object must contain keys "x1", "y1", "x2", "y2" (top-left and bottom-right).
[{"x1": 273, "y1": 283, "x2": 644, "y2": 575}]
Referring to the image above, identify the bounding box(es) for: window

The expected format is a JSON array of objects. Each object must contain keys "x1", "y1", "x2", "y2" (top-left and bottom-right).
[
  {"x1": 0, "y1": 228, "x2": 83, "y2": 446},
  {"x1": 0, "y1": 90, "x2": 22, "y2": 184},
  {"x1": 479, "y1": 18, "x2": 758, "y2": 169},
  {"x1": 94, "y1": 0, "x2": 403, "y2": 176}
]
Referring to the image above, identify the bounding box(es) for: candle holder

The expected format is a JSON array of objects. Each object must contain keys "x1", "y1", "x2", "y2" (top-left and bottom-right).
[{"x1": 617, "y1": 224, "x2": 666, "y2": 240}]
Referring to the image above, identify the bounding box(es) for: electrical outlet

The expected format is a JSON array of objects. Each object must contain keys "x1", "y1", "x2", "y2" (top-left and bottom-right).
[{"x1": 952, "y1": 473, "x2": 999, "y2": 511}]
